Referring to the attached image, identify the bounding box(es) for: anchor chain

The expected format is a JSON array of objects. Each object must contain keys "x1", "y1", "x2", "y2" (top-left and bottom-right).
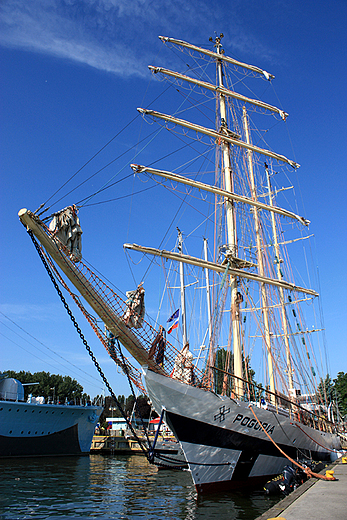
[
  {"x1": 27, "y1": 229, "x2": 150, "y2": 458},
  {"x1": 27, "y1": 229, "x2": 232, "y2": 470}
]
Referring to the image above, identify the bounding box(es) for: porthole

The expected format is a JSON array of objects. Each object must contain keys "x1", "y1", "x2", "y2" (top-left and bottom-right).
[
  {"x1": 21, "y1": 431, "x2": 24, "y2": 434},
  {"x1": 16, "y1": 409, "x2": 19, "y2": 412},
  {"x1": 9, "y1": 430, "x2": 12, "y2": 434},
  {"x1": 28, "y1": 431, "x2": 31, "y2": 434},
  {"x1": 8, "y1": 408, "x2": 11, "y2": 412}
]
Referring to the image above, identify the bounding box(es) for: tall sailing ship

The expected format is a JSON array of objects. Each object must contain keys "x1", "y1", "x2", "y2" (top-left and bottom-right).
[{"x1": 19, "y1": 35, "x2": 341, "y2": 492}]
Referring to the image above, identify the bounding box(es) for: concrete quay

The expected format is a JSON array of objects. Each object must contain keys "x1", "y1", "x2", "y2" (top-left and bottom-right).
[{"x1": 256, "y1": 461, "x2": 347, "y2": 520}]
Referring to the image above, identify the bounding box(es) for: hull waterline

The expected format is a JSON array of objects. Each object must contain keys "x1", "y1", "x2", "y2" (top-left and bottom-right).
[
  {"x1": 145, "y1": 369, "x2": 341, "y2": 493},
  {"x1": 0, "y1": 400, "x2": 102, "y2": 458}
]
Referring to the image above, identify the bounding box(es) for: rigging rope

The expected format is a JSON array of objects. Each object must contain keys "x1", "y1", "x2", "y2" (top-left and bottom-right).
[
  {"x1": 115, "y1": 338, "x2": 152, "y2": 449},
  {"x1": 27, "y1": 229, "x2": 150, "y2": 459},
  {"x1": 37, "y1": 115, "x2": 140, "y2": 217},
  {"x1": 26, "y1": 229, "x2": 235, "y2": 470},
  {"x1": 249, "y1": 405, "x2": 337, "y2": 481},
  {"x1": 293, "y1": 422, "x2": 341, "y2": 453}
]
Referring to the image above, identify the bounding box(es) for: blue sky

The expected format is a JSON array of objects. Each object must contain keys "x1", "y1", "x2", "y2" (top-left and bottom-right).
[{"x1": 1, "y1": 0, "x2": 346, "y2": 398}]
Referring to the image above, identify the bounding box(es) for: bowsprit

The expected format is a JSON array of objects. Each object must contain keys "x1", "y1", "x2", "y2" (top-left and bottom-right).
[{"x1": 233, "y1": 413, "x2": 275, "y2": 434}]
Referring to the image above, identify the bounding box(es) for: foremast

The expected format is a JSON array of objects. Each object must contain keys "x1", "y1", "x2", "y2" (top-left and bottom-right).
[{"x1": 215, "y1": 35, "x2": 243, "y2": 399}]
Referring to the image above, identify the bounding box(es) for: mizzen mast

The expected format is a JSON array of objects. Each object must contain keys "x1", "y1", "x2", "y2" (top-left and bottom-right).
[
  {"x1": 265, "y1": 163, "x2": 294, "y2": 392},
  {"x1": 178, "y1": 228, "x2": 188, "y2": 346}
]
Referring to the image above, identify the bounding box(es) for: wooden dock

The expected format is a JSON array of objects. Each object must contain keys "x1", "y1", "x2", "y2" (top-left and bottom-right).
[
  {"x1": 256, "y1": 460, "x2": 347, "y2": 520},
  {"x1": 90, "y1": 434, "x2": 143, "y2": 454}
]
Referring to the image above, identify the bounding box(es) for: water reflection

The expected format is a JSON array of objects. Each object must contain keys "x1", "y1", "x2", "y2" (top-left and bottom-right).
[{"x1": 0, "y1": 455, "x2": 280, "y2": 519}]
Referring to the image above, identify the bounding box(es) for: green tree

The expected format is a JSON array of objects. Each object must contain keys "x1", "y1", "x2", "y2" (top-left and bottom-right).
[
  {"x1": 99, "y1": 393, "x2": 151, "y2": 429},
  {"x1": 133, "y1": 395, "x2": 151, "y2": 419},
  {"x1": 4, "y1": 370, "x2": 88, "y2": 402},
  {"x1": 125, "y1": 395, "x2": 135, "y2": 417},
  {"x1": 213, "y1": 349, "x2": 260, "y2": 398},
  {"x1": 317, "y1": 374, "x2": 334, "y2": 405},
  {"x1": 333, "y1": 372, "x2": 347, "y2": 418}
]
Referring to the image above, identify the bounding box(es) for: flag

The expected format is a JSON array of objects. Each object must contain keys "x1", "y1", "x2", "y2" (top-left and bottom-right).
[
  {"x1": 167, "y1": 309, "x2": 179, "y2": 322},
  {"x1": 168, "y1": 320, "x2": 179, "y2": 334},
  {"x1": 167, "y1": 309, "x2": 179, "y2": 334}
]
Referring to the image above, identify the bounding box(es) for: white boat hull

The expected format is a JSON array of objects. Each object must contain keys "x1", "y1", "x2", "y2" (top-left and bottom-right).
[{"x1": 145, "y1": 369, "x2": 341, "y2": 493}]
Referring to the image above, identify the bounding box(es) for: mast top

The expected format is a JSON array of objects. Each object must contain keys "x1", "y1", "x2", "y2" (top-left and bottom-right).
[
  {"x1": 209, "y1": 33, "x2": 224, "y2": 54},
  {"x1": 159, "y1": 35, "x2": 275, "y2": 80}
]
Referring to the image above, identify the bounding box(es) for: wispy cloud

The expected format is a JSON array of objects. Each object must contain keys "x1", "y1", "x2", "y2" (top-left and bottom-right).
[
  {"x1": 0, "y1": 0, "x2": 152, "y2": 77},
  {"x1": 0, "y1": 302, "x2": 66, "y2": 322},
  {"x1": 0, "y1": 0, "x2": 277, "y2": 77}
]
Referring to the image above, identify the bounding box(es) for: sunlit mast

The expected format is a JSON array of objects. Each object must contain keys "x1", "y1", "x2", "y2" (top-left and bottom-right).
[
  {"x1": 204, "y1": 238, "x2": 213, "y2": 348},
  {"x1": 178, "y1": 228, "x2": 188, "y2": 346},
  {"x1": 215, "y1": 35, "x2": 243, "y2": 398}
]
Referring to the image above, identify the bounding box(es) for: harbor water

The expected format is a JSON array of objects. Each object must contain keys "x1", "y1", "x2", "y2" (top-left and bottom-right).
[{"x1": 0, "y1": 454, "x2": 282, "y2": 519}]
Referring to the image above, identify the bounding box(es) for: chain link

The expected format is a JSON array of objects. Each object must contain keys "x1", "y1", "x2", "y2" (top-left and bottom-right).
[
  {"x1": 27, "y1": 229, "x2": 229, "y2": 470},
  {"x1": 27, "y1": 229, "x2": 150, "y2": 458}
]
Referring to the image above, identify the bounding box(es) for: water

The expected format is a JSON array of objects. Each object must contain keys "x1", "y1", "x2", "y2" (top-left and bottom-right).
[{"x1": 0, "y1": 455, "x2": 281, "y2": 519}]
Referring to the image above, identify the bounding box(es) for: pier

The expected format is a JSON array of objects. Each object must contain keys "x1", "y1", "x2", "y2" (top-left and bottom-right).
[
  {"x1": 91, "y1": 434, "x2": 143, "y2": 454},
  {"x1": 256, "y1": 460, "x2": 347, "y2": 520}
]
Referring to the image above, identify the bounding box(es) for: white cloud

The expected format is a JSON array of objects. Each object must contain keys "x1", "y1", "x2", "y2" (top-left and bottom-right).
[
  {"x1": 0, "y1": 0, "x2": 153, "y2": 77},
  {"x1": 0, "y1": 302, "x2": 65, "y2": 322},
  {"x1": 0, "y1": 0, "x2": 278, "y2": 77}
]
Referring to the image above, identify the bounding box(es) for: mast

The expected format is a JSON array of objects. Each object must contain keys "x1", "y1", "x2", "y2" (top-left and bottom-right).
[
  {"x1": 215, "y1": 35, "x2": 243, "y2": 399},
  {"x1": 149, "y1": 66, "x2": 288, "y2": 119},
  {"x1": 131, "y1": 164, "x2": 309, "y2": 226},
  {"x1": 138, "y1": 109, "x2": 300, "y2": 169},
  {"x1": 178, "y1": 228, "x2": 188, "y2": 346},
  {"x1": 204, "y1": 238, "x2": 213, "y2": 347},
  {"x1": 124, "y1": 243, "x2": 318, "y2": 296},
  {"x1": 265, "y1": 163, "x2": 294, "y2": 391},
  {"x1": 242, "y1": 106, "x2": 276, "y2": 401},
  {"x1": 159, "y1": 36, "x2": 275, "y2": 80}
]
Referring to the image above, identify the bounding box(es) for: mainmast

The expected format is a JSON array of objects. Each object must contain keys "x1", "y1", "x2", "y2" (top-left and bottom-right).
[{"x1": 215, "y1": 35, "x2": 243, "y2": 399}]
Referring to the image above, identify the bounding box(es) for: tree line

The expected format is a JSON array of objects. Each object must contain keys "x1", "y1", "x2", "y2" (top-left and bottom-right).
[
  {"x1": 98, "y1": 394, "x2": 152, "y2": 428},
  {"x1": 318, "y1": 372, "x2": 347, "y2": 418},
  {"x1": 4, "y1": 370, "x2": 90, "y2": 403},
  {"x1": 5, "y1": 368, "x2": 346, "y2": 421},
  {"x1": 3, "y1": 370, "x2": 152, "y2": 426}
]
